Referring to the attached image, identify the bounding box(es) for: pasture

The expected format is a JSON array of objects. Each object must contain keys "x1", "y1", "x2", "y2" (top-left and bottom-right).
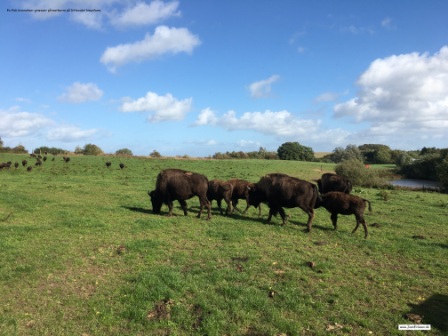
[{"x1": 0, "y1": 154, "x2": 447, "y2": 335}]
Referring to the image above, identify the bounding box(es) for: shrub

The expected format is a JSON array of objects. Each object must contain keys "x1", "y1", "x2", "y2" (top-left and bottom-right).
[
  {"x1": 335, "y1": 159, "x2": 390, "y2": 188},
  {"x1": 277, "y1": 142, "x2": 314, "y2": 161}
]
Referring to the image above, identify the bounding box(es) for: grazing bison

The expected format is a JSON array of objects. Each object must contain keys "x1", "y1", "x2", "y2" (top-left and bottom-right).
[
  {"x1": 315, "y1": 191, "x2": 371, "y2": 238},
  {"x1": 105, "y1": 162, "x2": 112, "y2": 167},
  {"x1": 0, "y1": 162, "x2": 12, "y2": 169},
  {"x1": 27, "y1": 166, "x2": 32, "y2": 172},
  {"x1": 148, "y1": 169, "x2": 211, "y2": 219},
  {"x1": 207, "y1": 179, "x2": 233, "y2": 215},
  {"x1": 227, "y1": 179, "x2": 261, "y2": 216},
  {"x1": 119, "y1": 163, "x2": 125, "y2": 169},
  {"x1": 315, "y1": 173, "x2": 352, "y2": 194},
  {"x1": 14, "y1": 162, "x2": 19, "y2": 169},
  {"x1": 247, "y1": 173, "x2": 319, "y2": 231},
  {"x1": 22, "y1": 159, "x2": 27, "y2": 167}
]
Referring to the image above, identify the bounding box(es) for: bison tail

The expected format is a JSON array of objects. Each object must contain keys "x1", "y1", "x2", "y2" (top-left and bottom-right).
[
  {"x1": 312, "y1": 184, "x2": 322, "y2": 209},
  {"x1": 363, "y1": 199, "x2": 372, "y2": 212}
]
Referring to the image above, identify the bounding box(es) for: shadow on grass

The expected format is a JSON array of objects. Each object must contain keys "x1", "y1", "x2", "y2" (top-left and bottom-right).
[
  {"x1": 406, "y1": 294, "x2": 448, "y2": 332},
  {"x1": 122, "y1": 206, "x2": 152, "y2": 215}
]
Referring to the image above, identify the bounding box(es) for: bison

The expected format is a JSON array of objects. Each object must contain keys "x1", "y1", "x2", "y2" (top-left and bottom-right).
[
  {"x1": 227, "y1": 179, "x2": 261, "y2": 216},
  {"x1": 207, "y1": 179, "x2": 233, "y2": 215},
  {"x1": 315, "y1": 173, "x2": 352, "y2": 194},
  {"x1": 22, "y1": 159, "x2": 27, "y2": 167},
  {"x1": 105, "y1": 162, "x2": 112, "y2": 167},
  {"x1": 247, "y1": 173, "x2": 319, "y2": 231},
  {"x1": 148, "y1": 169, "x2": 211, "y2": 219},
  {"x1": 315, "y1": 191, "x2": 371, "y2": 238},
  {"x1": 119, "y1": 163, "x2": 125, "y2": 169}
]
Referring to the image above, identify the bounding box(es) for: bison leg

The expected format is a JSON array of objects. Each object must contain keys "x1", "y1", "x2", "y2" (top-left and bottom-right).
[
  {"x1": 331, "y1": 213, "x2": 338, "y2": 230},
  {"x1": 306, "y1": 209, "x2": 315, "y2": 232},
  {"x1": 353, "y1": 214, "x2": 368, "y2": 239},
  {"x1": 179, "y1": 200, "x2": 188, "y2": 216},
  {"x1": 216, "y1": 199, "x2": 224, "y2": 215},
  {"x1": 278, "y1": 207, "x2": 288, "y2": 225},
  {"x1": 167, "y1": 201, "x2": 174, "y2": 216},
  {"x1": 224, "y1": 198, "x2": 232, "y2": 215},
  {"x1": 197, "y1": 197, "x2": 211, "y2": 220}
]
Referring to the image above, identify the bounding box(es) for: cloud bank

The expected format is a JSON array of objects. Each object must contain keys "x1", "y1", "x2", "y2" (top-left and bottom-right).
[
  {"x1": 121, "y1": 91, "x2": 192, "y2": 122},
  {"x1": 334, "y1": 46, "x2": 448, "y2": 141},
  {"x1": 100, "y1": 26, "x2": 201, "y2": 72}
]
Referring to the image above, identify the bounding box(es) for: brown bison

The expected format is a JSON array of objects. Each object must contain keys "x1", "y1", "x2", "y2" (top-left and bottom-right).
[
  {"x1": 22, "y1": 159, "x2": 27, "y2": 167},
  {"x1": 315, "y1": 173, "x2": 352, "y2": 194},
  {"x1": 315, "y1": 191, "x2": 371, "y2": 238},
  {"x1": 247, "y1": 173, "x2": 319, "y2": 231},
  {"x1": 207, "y1": 179, "x2": 233, "y2": 215},
  {"x1": 148, "y1": 169, "x2": 211, "y2": 219},
  {"x1": 227, "y1": 179, "x2": 261, "y2": 216}
]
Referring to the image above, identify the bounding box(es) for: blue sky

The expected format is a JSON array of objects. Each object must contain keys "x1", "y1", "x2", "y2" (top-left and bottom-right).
[{"x1": 1, "y1": 0, "x2": 447, "y2": 156}]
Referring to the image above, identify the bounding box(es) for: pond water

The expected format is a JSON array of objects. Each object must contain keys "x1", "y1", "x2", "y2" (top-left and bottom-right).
[{"x1": 390, "y1": 179, "x2": 441, "y2": 190}]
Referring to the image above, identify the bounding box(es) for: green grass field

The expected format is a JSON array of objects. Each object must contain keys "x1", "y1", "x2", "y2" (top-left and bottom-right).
[{"x1": 1, "y1": 154, "x2": 447, "y2": 335}]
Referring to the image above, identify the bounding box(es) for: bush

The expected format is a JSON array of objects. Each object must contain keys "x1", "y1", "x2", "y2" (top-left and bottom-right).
[
  {"x1": 82, "y1": 144, "x2": 104, "y2": 156},
  {"x1": 115, "y1": 148, "x2": 133, "y2": 156},
  {"x1": 335, "y1": 159, "x2": 390, "y2": 188}
]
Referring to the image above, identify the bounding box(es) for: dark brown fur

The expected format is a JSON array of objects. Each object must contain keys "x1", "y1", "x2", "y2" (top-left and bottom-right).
[
  {"x1": 316, "y1": 191, "x2": 371, "y2": 238},
  {"x1": 227, "y1": 179, "x2": 261, "y2": 216},
  {"x1": 207, "y1": 179, "x2": 233, "y2": 215},
  {"x1": 149, "y1": 169, "x2": 211, "y2": 219},
  {"x1": 247, "y1": 173, "x2": 318, "y2": 231},
  {"x1": 316, "y1": 173, "x2": 352, "y2": 194}
]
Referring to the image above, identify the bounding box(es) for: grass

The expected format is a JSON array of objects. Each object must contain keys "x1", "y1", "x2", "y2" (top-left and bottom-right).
[{"x1": 0, "y1": 154, "x2": 447, "y2": 335}]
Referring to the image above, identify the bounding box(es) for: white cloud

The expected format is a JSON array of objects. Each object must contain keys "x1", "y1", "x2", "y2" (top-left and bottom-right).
[
  {"x1": 193, "y1": 108, "x2": 218, "y2": 126},
  {"x1": 194, "y1": 109, "x2": 320, "y2": 137},
  {"x1": 59, "y1": 82, "x2": 104, "y2": 103},
  {"x1": 120, "y1": 91, "x2": 192, "y2": 122},
  {"x1": 100, "y1": 25, "x2": 201, "y2": 72},
  {"x1": 334, "y1": 46, "x2": 448, "y2": 146},
  {"x1": 70, "y1": 11, "x2": 103, "y2": 29},
  {"x1": 0, "y1": 107, "x2": 54, "y2": 137},
  {"x1": 248, "y1": 75, "x2": 280, "y2": 98},
  {"x1": 46, "y1": 126, "x2": 99, "y2": 142},
  {"x1": 381, "y1": 17, "x2": 395, "y2": 29},
  {"x1": 315, "y1": 92, "x2": 339, "y2": 103},
  {"x1": 111, "y1": 0, "x2": 180, "y2": 27}
]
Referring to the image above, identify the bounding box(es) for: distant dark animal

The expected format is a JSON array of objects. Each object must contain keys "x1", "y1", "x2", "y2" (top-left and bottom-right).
[
  {"x1": 227, "y1": 178, "x2": 261, "y2": 216},
  {"x1": 37, "y1": 155, "x2": 42, "y2": 159},
  {"x1": 27, "y1": 166, "x2": 32, "y2": 172},
  {"x1": 106, "y1": 162, "x2": 112, "y2": 167},
  {"x1": 315, "y1": 191, "x2": 371, "y2": 238},
  {"x1": 35, "y1": 160, "x2": 42, "y2": 166},
  {"x1": 14, "y1": 162, "x2": 19, "y2": 169},
  {"x1": 119, "y1": 163, "x2": 125, "y2": 169},
  {"x1": 64, "y1": 157, "x2": 70, "y2": 163},
  {"x1": 207, "y1": 179, "x2": 233, "y2": 215},
  {"x1": 30, "y1": 153, "x2": 36, "y2": 158},
  {"x1": 0, "y1": 162, "x2": 12, "y2": 169},
  {"x1": 247, "y1": 173, "x2": 319, "y2": 231},
  {"x1": 22, "y1": 160, "x2": 27, "y2": 167},
  {"x1": 148, "y1": 168, "x2": 211, "y2": 219},
  {"x1": 315, "y1": 173, "x2": 352, "y2": 194},
  {"x1": 43, "y1": 156, "x2": 47, "y2": 162}
]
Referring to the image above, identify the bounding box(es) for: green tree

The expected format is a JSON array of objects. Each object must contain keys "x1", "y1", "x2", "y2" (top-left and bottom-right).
[
  {"x1": 436, "y1": 159, "x2": 448, "y2": 192},
  {"x1": 150, "y1": 150, "x2": 162, "y2": 158},
  {"x1": 82, "y1": 144, "x2": 104, "y2": 156},
  {"x1": 277, "y1": 142, "x2": 314, "y2": 161},
  {"x1": 115, "y1": 148, "x2": 133, "y2": 156},
  {"x1": 330, "y1": 145, "x2": 364, "y2": 163}
]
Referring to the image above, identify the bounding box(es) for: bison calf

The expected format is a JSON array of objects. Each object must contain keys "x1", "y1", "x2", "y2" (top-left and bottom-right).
[
  {"x1": 207, "y1": 179, "x2": 233, "y2": 215},
  {"x1": 316, "y1": 191, "x2": 372, "y2": 238}
]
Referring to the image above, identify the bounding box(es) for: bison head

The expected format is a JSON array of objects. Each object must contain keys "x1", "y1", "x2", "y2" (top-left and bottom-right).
[
  {"x1": 246, "y1": 184, "x2": 264, "y2": 208},
  {"x1": 148, "y1": 190, "x2": 163, "y2": 214}
]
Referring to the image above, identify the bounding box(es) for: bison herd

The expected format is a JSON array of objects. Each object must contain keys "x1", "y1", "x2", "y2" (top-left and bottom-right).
[{"x1": 148, "y1": 170, "x2": 372, "y2": 238}]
